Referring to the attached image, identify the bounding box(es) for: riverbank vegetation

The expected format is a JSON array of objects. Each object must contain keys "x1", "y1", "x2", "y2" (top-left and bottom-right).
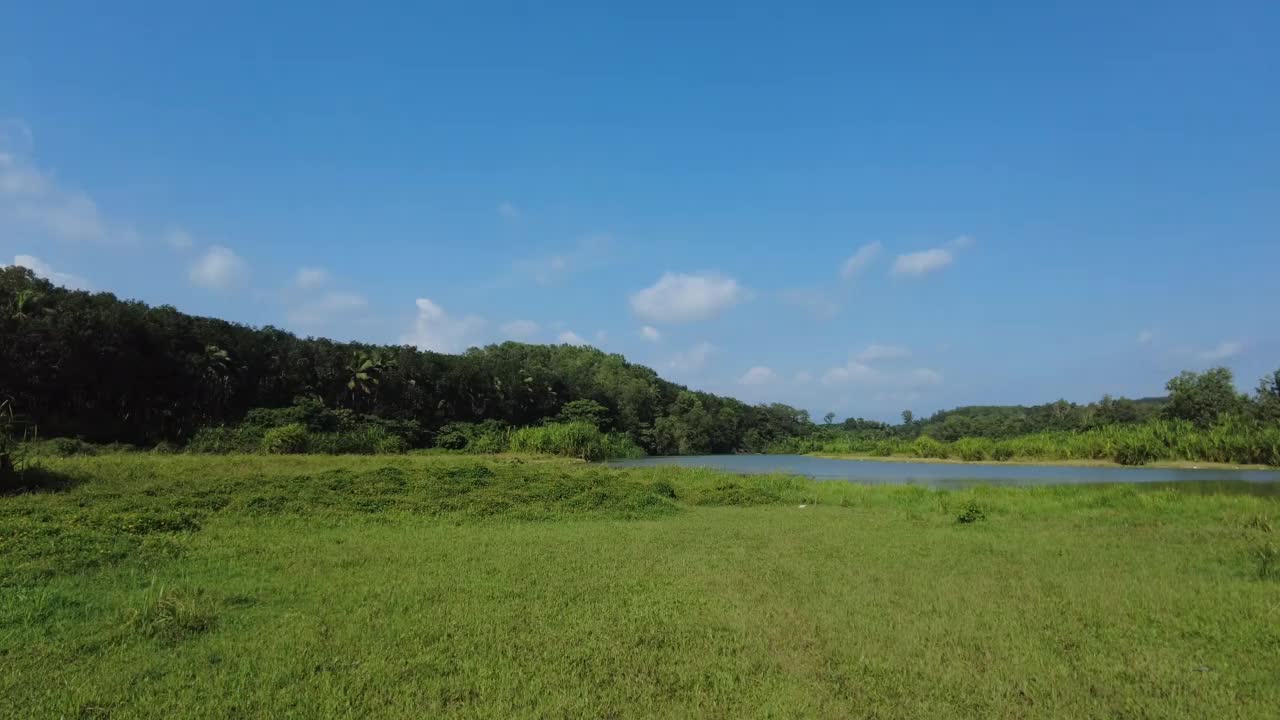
[
  {"x1": 3, "y1": 266, "x2": 1278, "y2": 468},
  {"x1": 779, "y1": 368, "x2": 1280, "y2": 466},
  {"x1": 3, "y1": 454, "x2": 1277, "y2": 718}
]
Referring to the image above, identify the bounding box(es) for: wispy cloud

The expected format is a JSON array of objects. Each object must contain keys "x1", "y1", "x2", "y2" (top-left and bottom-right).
[
  {"x1": 557, "y1": 330, "x2": 587, "y2": 346},
  {"x1": 668, "y1": 341, "x2": 715, "y2": 372},
  {"x1": 841, "y1": 241, "x2": 882, "y2": 280},
  {"x1": 294, "y1": 267, "x2": 329, "y2": 289},
  {"x1": 1199, "y1": 340, "x2": 1244, "y2": 362},
  {"x1": 189, "y1": 246, "x2": 248, "y2": 290},
  {"x1": 285, "y1": 291, "x2": 369, "y2": 326},
  {"x1": 739, "y1": 366, "x2": 777, "y2": 385},
  {"x1": 5, "y1": 254, "x2": 91, "y2": 290},
  {"x1": 639, "y1": 325, "x2": 662, "y2": 342},
  {"x1": 400, "y1": 298, "x2": 487, "y2": 353},
  {"x1": 0, "y1": 123, "x2": 126, "y2": 244},
  {"x1": 500, "y1": 320, "x2": 540, "y2": 340},
  {"x1": 631, "y1": 271, "x2": 746, "y2": 324},
  {"x1": 1136, "y1": 329, "x2": 1156, "y2": 345},
  {"x1": 891, "y1": 248, "x2": 953, "y2": 276},
  {"x1": 497, "y1": 201, "x2": 520, "y2": 220},
  {"x1": 855, "y1": 344, "x2": 911, "y2": 362},
  {"x1": 821, "y1": 359, "x2": 942, "y2": 389}
]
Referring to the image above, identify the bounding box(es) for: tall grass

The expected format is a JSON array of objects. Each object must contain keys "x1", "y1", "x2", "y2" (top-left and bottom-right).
[
  {"x1": 776, "y1": 417, "x2": 1280, "y2": 466},
  {"x1": 508, "y1": 422, "x2": 645, "y2": 461}
]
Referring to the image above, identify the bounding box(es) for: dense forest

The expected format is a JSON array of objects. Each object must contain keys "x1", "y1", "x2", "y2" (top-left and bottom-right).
[
  {"x1": 0, "y1": 266, "x2": 811, "y2": 455},
  {"x1": 3, "y1": 266, "x2": 1277, "y2": 462}
]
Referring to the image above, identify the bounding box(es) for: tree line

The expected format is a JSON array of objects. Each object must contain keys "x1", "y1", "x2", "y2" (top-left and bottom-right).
[{"x1": 0, "y1": 267, "x2": 811, "y2": 454}]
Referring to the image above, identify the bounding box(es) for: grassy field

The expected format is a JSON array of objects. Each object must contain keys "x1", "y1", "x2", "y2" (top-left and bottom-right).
[{"x1": 3, "y1": 454, "x2": 1279, "y2": 719}]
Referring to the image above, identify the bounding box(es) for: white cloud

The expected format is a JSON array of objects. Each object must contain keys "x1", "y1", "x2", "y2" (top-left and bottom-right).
[
  {"x1": 640, "y1": 325, "x2": 662, "y2": 342},
  {"x1": 594, "y1": 330, "x2": 608, "y2": 345},
  {"x1": 401, "y1": 298, "x2": 487, "y2": 353},
  {"x1": 951, "y1": 235, "x2": 975, "y2": 249},
  {"x1": 558, "y1": 330, "x2": 587, "y2": 346},
  {"x1": 739, "y1": 366, "x2": 777, "y2": 385},
  {"x1": 165, "y1": 228, "x2": 195, "y2": 251},
  {"x1": 6, "y1": 254, "x2": 91, "y2": 290},
  {"x1": 1136, "y1": 329, "x2": 1156, "y2": 345},
  {"x1": 855, "y1": 344, "x2": 912, "y2": 363},
  {"x1": 0, "y1": 134, "x2": 110, "y2": 243},
  {"x1": 189, "y1": 245, "x2": 248, "y2": 290},
  {"x1": 498, "y1": 201, "x2": 520, "y2": 219},
  {"x1": 891, "y1": 248, "x2": 953, "y2": 276},
  {"x1": 821, "y1": 359, "x2": 942, "y2": 389},
  {"x1": 500, "y1": 320, "x2": 540, "y2": 340},
  {"x1": 285, "y1": 291, "x2": 369, "y2": 326},
  {"x1": 794, "y1": 371, "x2": 813, "y2": 384},
  {"x1": 668, "y1": 341, "x2": 715, "y2": 372},
  {"x1": 840, "y1": 241, "x2": 882, "y2": 279},
  {"x1": 630, "y1": 271, "x2": 746, "y2": 323},
  {"x1": 294, "y1": 266, "x2": 329, "y2": 289},
  {"x1": 1199, "y1": 340, "x2": 1244, "y2": 362}
]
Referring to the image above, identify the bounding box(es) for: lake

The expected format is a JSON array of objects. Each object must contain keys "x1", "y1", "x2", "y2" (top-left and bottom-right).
[{"x1": 611, "y1": 454, "x2": 1280, "y2": 495}]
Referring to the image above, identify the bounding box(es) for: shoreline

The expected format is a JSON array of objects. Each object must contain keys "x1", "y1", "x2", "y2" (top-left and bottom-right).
[{"x1": 807, "y1": 453, "x2": 1276, "y2": 471}]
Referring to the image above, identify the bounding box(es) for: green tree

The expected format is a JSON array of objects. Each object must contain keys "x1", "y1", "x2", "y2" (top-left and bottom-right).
[
  {"x1": 555, "y1": 399, "x2": 610, "y2": 429},
  {"x1": 901, "y1": 410, "x2": 914, "y2": 425},
  {"x1": 1162, "y1": 367, "x2": 1244, "y2": 427},
  {"x1": 1253, "y1": 369, "x2": 1280, "y2": 422}
]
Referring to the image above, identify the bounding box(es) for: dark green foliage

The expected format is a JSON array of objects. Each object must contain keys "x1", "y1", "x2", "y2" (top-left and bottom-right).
[
  {"x1": 691, "y1": 482, "x2": 783, "y2": 507},
  {"x1": 1163, "y1": 368, "x2": 1246, "y2": 427},
  {"x1": 260, "y1": 424, "x2": 308, "y2": 454},
  {"x1": 955, "y1": 500, "x2": 986, "y2": 524},
  {"x1": 0, "y1": 267, "x2": 811, "y2": 455},
  {"x1": 508, "y1": 422, "x2": 644, "y2": 461},
  {"x1": 554, "y1": 399, "x2": 611, "y2": 428}
]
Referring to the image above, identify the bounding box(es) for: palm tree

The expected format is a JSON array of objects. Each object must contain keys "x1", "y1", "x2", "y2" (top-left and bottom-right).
[
  {"x1": 10, "y1": 290, "x2": 40, "y2": 321},
  {"x1": 347, "y1": 350, "x2": 396, "y2": 409}
]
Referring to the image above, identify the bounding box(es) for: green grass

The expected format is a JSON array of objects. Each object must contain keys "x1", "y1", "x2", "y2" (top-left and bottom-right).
[{"x1": 2, "y1": 454, "x2": 1279, "y2": 718}]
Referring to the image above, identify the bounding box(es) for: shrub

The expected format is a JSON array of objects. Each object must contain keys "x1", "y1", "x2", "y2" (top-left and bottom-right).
[
  {"x1": 954, "y1": 437, "x2": 993, "y2": 462},
  {"x1": 151, "y1": 440, "x2": 180, "y2": 454},
  {"x1": 261, "y1": 423, "x2": 309, "y2": 454},
  {"x1": 186, "y1": 426, "x2": 263, "y2": 454},
  {"x1": 912, "y1": 436, "x2": 949, "y2": 459},
  {"x1": 43, "y1": 437, "x2": 100, "y2": 457},
  {"x1": 990, "y1": 442, "x2": 1016, "y2": 461},
  {"x1": 955, "y1": 500, "x2": 986, "y2": 524},
  {"x1": 1112, "y1": 435, "x2": 1158, "y2": 466},
  {"x1": 508, "y1": 422, "x2": 644, "y2": 461}
]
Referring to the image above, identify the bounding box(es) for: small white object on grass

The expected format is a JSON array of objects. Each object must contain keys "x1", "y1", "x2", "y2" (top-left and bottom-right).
[{"x1": 798, "y1": 504, "x2": 807, "y2": 509}]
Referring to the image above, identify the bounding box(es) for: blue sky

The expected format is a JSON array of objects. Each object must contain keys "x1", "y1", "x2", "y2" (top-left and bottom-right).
[{"x1": 3, "y1": 1, "x2": 1278, "y2": 421}]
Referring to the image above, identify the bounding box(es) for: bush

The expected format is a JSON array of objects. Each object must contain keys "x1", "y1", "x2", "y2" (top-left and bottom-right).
[
  {"x1": 261, "y1": 424, "x2": 309, "y2": 454},
  {"x1": 954, "y1": 437, "x2": 993, "y2": 462},
  {"x1": 42, "y1": 437, "x2": 100, "y2": 457},
  {"x1": 186, "y1": 426, "x2": 263, "y2": 454},
  {"x1": 1112, "y1": 436, "x2": 1157, "y2": 466},
  {"x1": 955, "y1": 500, "x2": 986, "y2": 524},
  {"x1": 912, "y1": 436, "x2": 949, "y2": 459},
  {"x1": 508, "y1": 422, "x2": 644, "y2": 461},
  {"x1": 990, "y1": 442, "x2": 1016, "y2": 461}
]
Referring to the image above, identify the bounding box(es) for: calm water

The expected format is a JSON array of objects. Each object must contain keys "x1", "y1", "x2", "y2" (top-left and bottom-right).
[{"x1": 611, "y1": 454, "x2": 1280, "y2": 496}]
